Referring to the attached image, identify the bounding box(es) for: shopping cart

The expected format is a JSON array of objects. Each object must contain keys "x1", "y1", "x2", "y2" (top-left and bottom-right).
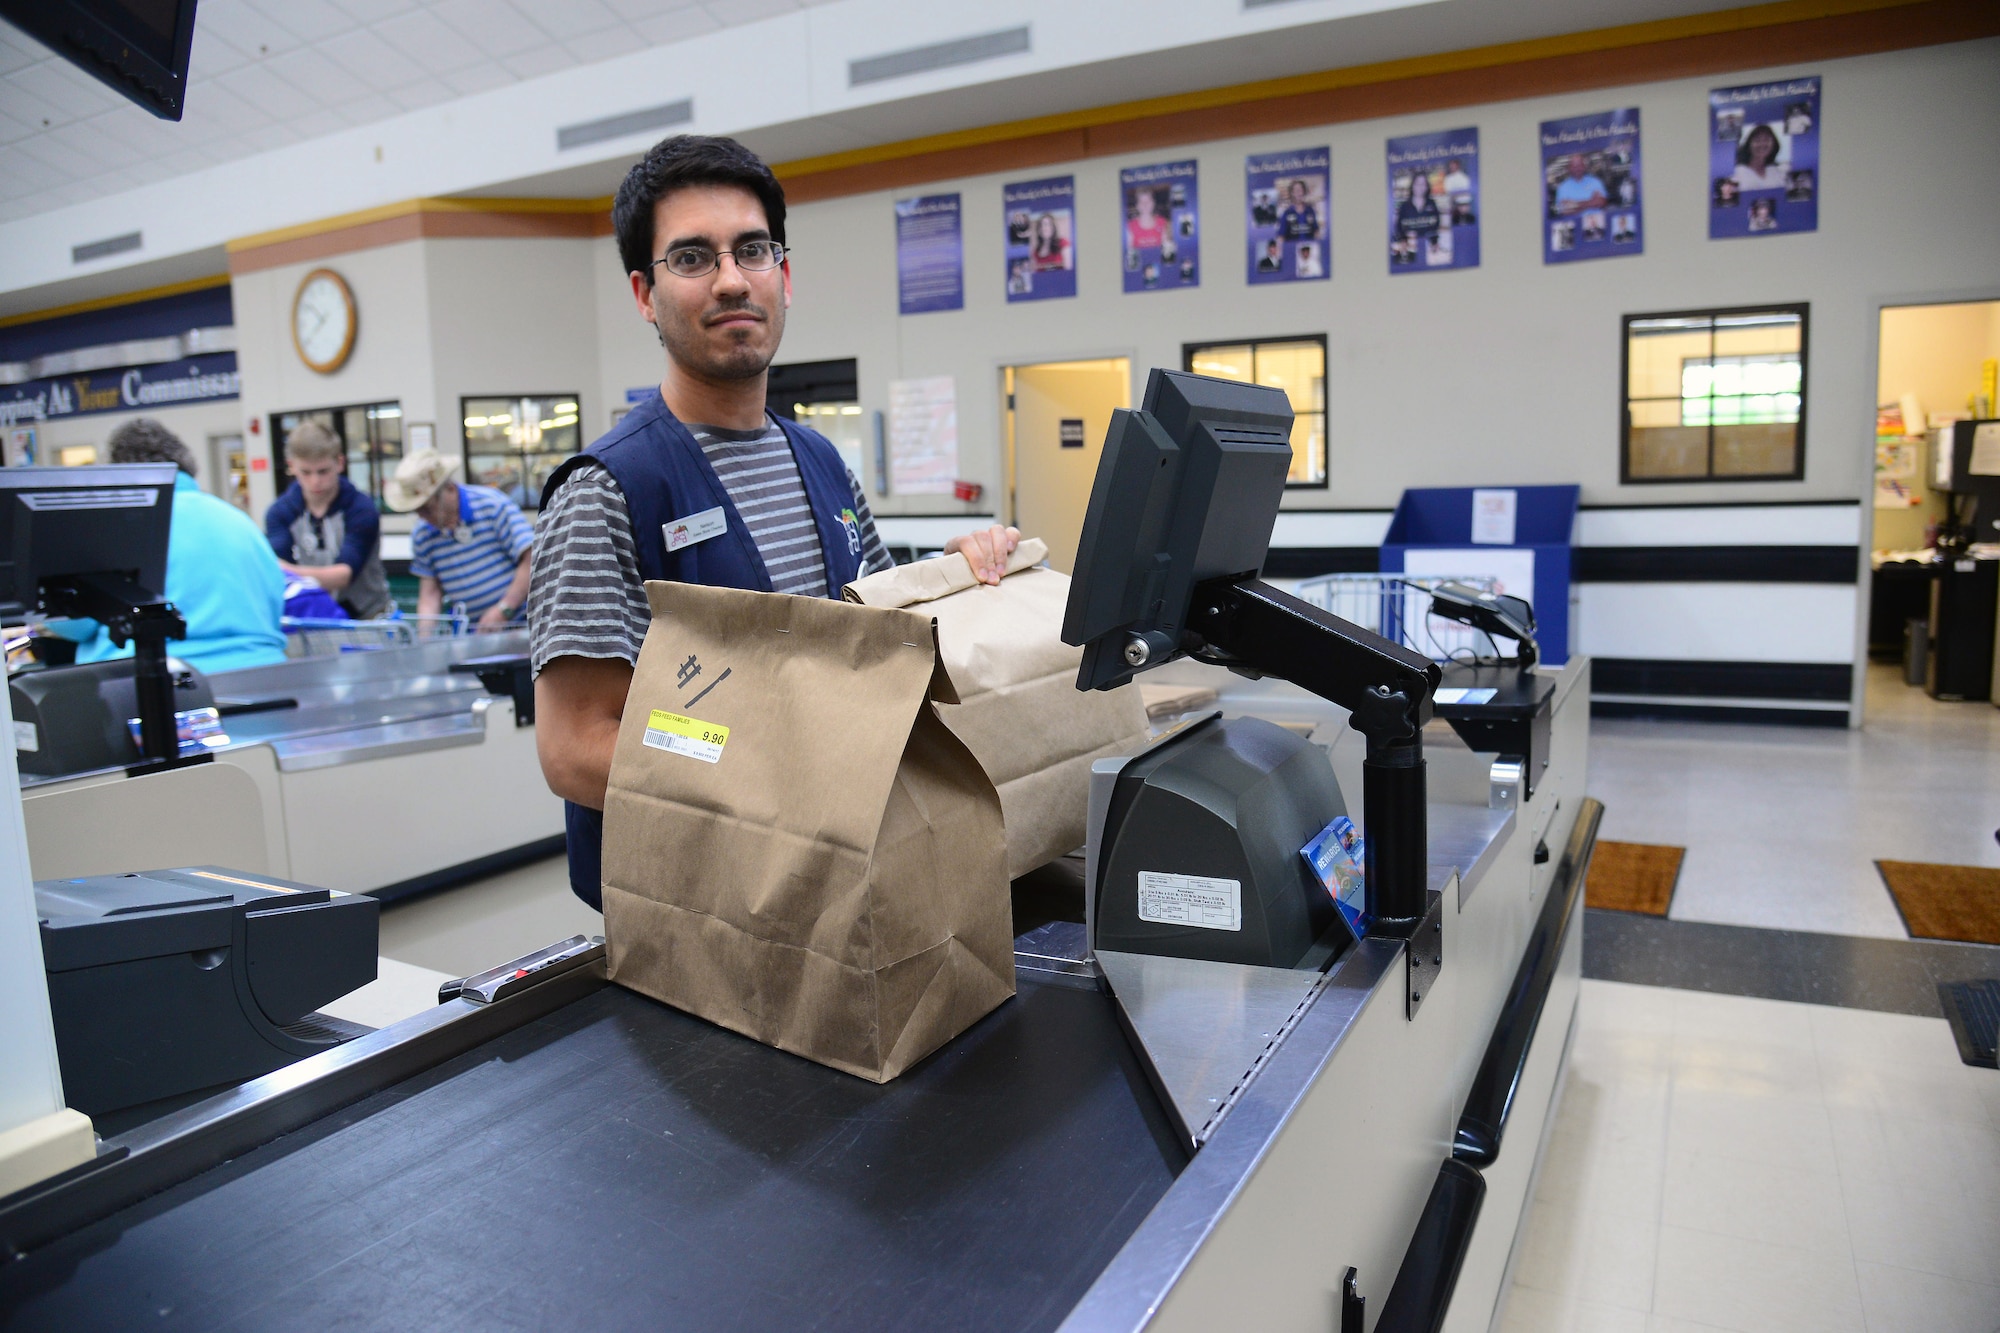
[
  {"x1": 1289, "y1": 573, "x2": 1503, "y2": 664},
  {"x1": 281, "y1": 611, "x2": 482, "y2": 657}
]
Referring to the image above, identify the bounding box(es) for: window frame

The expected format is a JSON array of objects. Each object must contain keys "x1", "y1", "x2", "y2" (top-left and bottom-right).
[
  {"x1": 269, "y1": 400, "x2": 403, "y2": 507},
  {"x1": 1619, "y1": 302, "x2": 1809, "y2": 485},
  {"x1": 459, "y1": 392, "x2": 583, "y2": 512},
  {"x1": 1181, "y1": 333, "x2": 1329, "y2": 490}
]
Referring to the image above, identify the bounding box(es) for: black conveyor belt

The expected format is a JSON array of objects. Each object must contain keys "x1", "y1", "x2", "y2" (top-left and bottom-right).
[{"x1": 1, "y1": 965, "x2": 1185, "y2": 1332}]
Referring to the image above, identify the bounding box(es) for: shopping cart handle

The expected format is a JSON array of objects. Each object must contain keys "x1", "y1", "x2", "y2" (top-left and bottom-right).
[{"x1": 451, "y1": 654, "x2": 534, "y2": 727}]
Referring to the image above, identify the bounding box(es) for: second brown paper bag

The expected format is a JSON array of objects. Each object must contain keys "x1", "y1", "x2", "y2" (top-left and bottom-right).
[{"x1": 601, "y1": 581, "x2": 1014, "y2": 1083}]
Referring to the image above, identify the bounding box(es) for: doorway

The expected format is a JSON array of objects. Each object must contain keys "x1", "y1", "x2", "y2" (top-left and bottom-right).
[{"x1": 1005, "y1": 358, "x2": 1130, "y2": 573}]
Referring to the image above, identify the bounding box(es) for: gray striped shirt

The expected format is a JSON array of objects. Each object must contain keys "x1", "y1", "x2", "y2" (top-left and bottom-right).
[{"x1": 529, "y1": 417, "x2": 892, "y2": 675}]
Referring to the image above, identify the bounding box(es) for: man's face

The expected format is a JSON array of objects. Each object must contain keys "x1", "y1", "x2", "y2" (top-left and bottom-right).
[
  {"x1": 631, "y1": 184, "x2": 790, "y2": 383},
  {"x1": 291, "y1": 455, "x2": 342, "y2": 506},
  {"x1": 417, "y1": 481, "x2": 457, "y2": 530},
  {"x1": 1567, "y1": 155, "x2": 1588, "y2": 180},
  {"x1": 1289, "y1": 182, "x2": 1306, "y2": 205}
]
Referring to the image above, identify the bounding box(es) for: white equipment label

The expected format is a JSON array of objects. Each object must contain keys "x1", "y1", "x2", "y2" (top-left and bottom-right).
[
  {"x1": 12, "y1": 721, "x2": 35, "y2": 753},
  {"x1": 1137, "y1": 871, "x2": 1242, "y2": 932}
]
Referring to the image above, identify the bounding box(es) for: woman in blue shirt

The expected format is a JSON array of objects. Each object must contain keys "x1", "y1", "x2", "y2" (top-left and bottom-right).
[{"x1": 52, "y1": 418, "x2": 288, "y2": 675}]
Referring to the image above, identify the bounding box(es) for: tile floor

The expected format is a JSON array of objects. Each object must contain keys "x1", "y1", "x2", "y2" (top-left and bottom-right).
[
  {"x1": 1500, "y1": 980, "x2": 2000, "y2": 1333},
  {"x1": 1588, "y1": 665, "x2": 2000, "y2": 939}
]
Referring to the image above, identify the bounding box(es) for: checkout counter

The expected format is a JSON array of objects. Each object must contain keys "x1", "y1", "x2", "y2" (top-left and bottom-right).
[
  {"x1": 12, "y1": 633, "x2": 560, "y2": 897},
  {"x1": 1, "y1": 378, "x2": 1598, "y2": 1331}
]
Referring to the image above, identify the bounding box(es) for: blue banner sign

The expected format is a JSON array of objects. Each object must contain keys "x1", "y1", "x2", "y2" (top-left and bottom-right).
[{"x1": 0, "y1": 352, "x2": 240, "y2": 427}]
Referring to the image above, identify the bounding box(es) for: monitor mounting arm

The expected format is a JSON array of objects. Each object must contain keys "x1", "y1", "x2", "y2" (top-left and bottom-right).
[
  {"x1": 1180, "y1": 576, "x2": 1442, "y2": 934},
  {"x1": 39, "y1": 571, "x2": 188, "y2": 766}
]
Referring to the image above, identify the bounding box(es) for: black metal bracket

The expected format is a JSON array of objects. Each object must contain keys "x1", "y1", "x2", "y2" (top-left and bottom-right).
[
  {"x1": 1406, "y1": 891, "x2": 1444, "y2": 1020},
  {"x1": 39, "y1": 570, "x2": 187, "y2": 765},
  {"x1": 1341, "y1": 1265, "x2": 1365, "y2": 1333},
  {"x1": 451, "y1": 654, "x2": 535, "y2": 726},
  {"x1": 1182, "y1": 576, "x2": 1441, "y2": 928}
]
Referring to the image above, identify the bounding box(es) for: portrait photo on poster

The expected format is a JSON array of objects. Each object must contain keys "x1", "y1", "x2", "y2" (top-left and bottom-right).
[
  {"x1": 1541, "y1": 108, "x2": 1641, "y2": 264},
  {"x1": 1246, "y1": 146, "x2": 1330, "y2": 285},
  {"x1": 1386, "y1": 128, "x2": 1479, "y2": 274},
  {"x1": 895, "y1": 193, "x2": 964, "y2": 315},
  {"x1": 1709, "y1": 76, "x2": 1819, "y2": 239},
  {"x1": 1121, "y1": 159, "x2": 1198, "y2": 293},
  {"x1": 1003, "y1": 175, "x2": 1076, "y2": 303}
]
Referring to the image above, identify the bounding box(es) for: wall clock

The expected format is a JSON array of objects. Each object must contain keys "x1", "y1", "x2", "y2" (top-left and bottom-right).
[{"x1": 292, "y1": 268, "x2": 356, "y2": 375}]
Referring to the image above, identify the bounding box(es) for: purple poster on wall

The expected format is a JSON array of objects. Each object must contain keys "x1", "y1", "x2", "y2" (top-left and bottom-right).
[
  {"x1": 1003, "y1": 176, "x2": 1076, "y2": 302},
  {"x1": 895, "y1": 193, "x2": 963, "y2": 315},
  {"x1": 1245, "y1": 146, "x2": 1329, "y2": 285},
  {"x1": 1709, "y1": 76, "x2": 1819, "y2": 239},
  {"x1": 1120, "y1": 160, "x2": 1198, "y2": 293},
  {"x1": 1541, "y1": 108, "x2": 1642, "y2": 264},
  {"x1": 1386, "y1": 128, "x2": 1479, "y2": 274}
]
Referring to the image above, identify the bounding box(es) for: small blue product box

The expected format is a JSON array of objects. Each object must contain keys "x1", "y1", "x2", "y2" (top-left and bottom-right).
[{"x1": 1301, "y1": 814, "x2": 1369, "y2": 939}]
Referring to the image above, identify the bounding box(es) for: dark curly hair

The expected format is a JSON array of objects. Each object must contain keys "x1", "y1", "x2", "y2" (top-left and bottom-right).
[
  {"x1": 612, "y1": 135, "x2": 787, "y2": 283},
  {"x1": 107, "y1": 417, "x2": 197, "y2": 477}
]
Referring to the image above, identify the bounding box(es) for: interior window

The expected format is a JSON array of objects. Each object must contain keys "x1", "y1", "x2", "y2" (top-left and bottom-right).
[
  {"x1": 1624, "y1": 307, "x2": 1805, "y2": 481},
  {"x1": 1182, "y1": 336, "x2": 1327, "y2": 487}
]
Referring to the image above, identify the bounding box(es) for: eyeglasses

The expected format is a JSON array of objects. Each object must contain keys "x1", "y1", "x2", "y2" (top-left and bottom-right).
[{"x1": 650, "y1": 241, "x2": 788, "y2": 279}]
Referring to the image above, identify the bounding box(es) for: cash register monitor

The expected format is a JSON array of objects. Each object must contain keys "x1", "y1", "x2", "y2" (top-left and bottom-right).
[
  {"x1": 1063, "y1": 369, "x2": 1295, "y2": 691},
  {"x1": 0, "y1": 463, "x2": 177, "y2": 618}
]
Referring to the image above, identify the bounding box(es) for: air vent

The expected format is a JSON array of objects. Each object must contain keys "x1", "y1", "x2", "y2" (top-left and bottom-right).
[
  {"x1": 849, "y1": 26, "x2": 1030, "y2": 87},
  {"x1": 556, "y1": 99, "x2": 693, "y2": 152},
  {"x1": 72, "y1": 232, "x2": 142, "y2": 264}
]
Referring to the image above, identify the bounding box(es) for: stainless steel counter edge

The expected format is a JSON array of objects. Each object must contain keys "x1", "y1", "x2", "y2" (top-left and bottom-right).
[
  {"x1": 267, "y1": 699, "x2": 499, "y2": 771},
  {"x1": 1058, "y1": 933, "x2": 1408, "y2": 1333}
]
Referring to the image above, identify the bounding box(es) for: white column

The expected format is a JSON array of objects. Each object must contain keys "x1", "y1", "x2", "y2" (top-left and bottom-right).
[{"x1": 0, "y1": 681, "x2": 94, "y2": 1196}]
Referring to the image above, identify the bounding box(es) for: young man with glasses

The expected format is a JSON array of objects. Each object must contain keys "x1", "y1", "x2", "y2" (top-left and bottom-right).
[{"x1": 531, "y1": 134, "x2": 1018, "y2": 909}]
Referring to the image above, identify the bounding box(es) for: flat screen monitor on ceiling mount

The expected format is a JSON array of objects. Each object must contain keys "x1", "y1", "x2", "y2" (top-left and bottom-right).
[{"x1": 0, "y1": 0, "x2": 199, "y2": 121}]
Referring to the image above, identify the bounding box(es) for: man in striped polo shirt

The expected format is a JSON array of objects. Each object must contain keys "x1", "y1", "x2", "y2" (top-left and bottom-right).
[
  {"x1": 388, "y1": 450, "x2": 534, "y2": 631},
  {"x1": 530, "y1": 134, "x2": 1017, "y2": 908}
]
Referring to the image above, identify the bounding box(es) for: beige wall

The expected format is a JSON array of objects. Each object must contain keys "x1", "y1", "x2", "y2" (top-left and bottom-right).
[
  {"x1": 232, "y1": 234, "x2": 605, "y2": 521},
  {"x1": 600, "y1": 37, "x2": 2000, "y2": 517}
]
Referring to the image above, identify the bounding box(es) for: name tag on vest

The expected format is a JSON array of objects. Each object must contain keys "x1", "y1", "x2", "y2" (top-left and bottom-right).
[{"x1": 664, "y1": 506, "x2": 728, "y2": 554}]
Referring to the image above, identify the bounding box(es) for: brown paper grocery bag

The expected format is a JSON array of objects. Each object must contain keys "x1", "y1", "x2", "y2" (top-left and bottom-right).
[
  {"x1": 601, "y1": 581, "x2": 1014, "y2": 1083},
  {"x1": 845, "y1": 539, "x2": 1150, "y2": 877}
]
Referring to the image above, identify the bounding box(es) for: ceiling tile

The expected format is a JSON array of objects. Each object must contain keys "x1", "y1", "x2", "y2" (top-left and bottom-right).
[
  {"x1": 8, "y1": 61, "x2": 122, "y2": 122},
  {"x1": 430, "y1": 0, "x2": 547, "y2": 60},
  {"x1": 198, "y1": 0, "x2": 308, "y2": 61},
  {"x1": 179, "y1": 80, "x2": 277, "y2": 137},
  {"x1": 252, "y1": 0, "x2": 360, "y2": 43},
  {"x1": 8, "y1": 134, "x2": 85, "y2": 183},
  {"x1": 604, "y1": 0, "x2": 697, "y2": 19},
  {"x1": 329, "y1": 0, "x2": 423, "y2": 23},
  {"x1": 0, "y1": 107, "x2": 32, "y2": 145},
  {"x1": 0, "y1": 81, "x2": 65, "y2": 135},
  {"x1": 39, "y1": 116, "x2": 126, "y2": 163},
  {"x1": 0, "y1": 146, "x2": 66, "y2": 193},
  {"x1": 438, "y1": 62, "x2": 515, "y2": 98},
  {"x1": 213, "y1": 61, "x2": 325, "y2": 122},
  {"x1": 700, "y1": 0, "x2": 800, "y2": 24},
  {"x1": 0, "y1": 32, "x2": 42, "y2": 77},
  {"x1": 562, "y1": 25, "x2": 645, "y2": 64},
  {"x1": 288, "y1": 108, "x2": 351, "y2": 140},
  {"x1": 383, "y1": 81, "x2": 456, "y2": 113},
  {"x1": 631, "y1": 7, "x2": 721, "y2": 45},
  {"x1": 186, "y1": 25, "x2": 253, "y2": 80},
  {"x1": 263, "y1": 47, "x2": 375, "y2": 106},
  {"x1": 317, "y1": 28, "x2": 428, "y2": 90},
  {"x1": 373, "y1": 10, "x2": 488, "y2": 73},
  {"x1": 522, "y1": 0, "x2": 627, "y2": 39},
  {"x1": 241, "y1": 123, "x2": 305, "y2": 153},
  {"x1": 333, "y1": 95, "x2": 405, "y2": 129},
  {"x1": 500, "y1": 46, "x2": 579, "y2": 81}
]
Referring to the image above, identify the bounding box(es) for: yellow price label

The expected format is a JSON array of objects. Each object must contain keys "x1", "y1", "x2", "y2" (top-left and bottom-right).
[{"x1": 643, "y1": 710, "x2": 729, "y2": 763}]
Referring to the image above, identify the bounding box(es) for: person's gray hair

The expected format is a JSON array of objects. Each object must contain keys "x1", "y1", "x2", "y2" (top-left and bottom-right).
[{"x1": 107, "y1": 417, "x2": 197, "y2": 478}]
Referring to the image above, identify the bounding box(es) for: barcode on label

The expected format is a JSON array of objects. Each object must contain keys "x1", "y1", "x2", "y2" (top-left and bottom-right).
[
  {"x1": 643, "y1": 709, "x2": 729, "y2": 763},
  {"x1": 1136, "y1": 871, "x2": 1242, "y2": 932}
]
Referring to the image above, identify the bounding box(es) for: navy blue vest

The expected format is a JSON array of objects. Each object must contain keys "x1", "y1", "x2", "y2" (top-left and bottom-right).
[{"x1": 542, "y1": 391, "x2": 865, "y2": 909}]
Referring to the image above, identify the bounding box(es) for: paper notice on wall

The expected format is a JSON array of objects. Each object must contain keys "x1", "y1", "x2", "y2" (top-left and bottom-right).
[
  {"x1": 1470, "y1": 488, "x2": 1518, "y2": 544},
  {"x1": 887, "y1": 376, "x2": 958, "y2": 495},
  {"x1": 1970, "y1": 422, "x2": 2000, "y2": 477}
]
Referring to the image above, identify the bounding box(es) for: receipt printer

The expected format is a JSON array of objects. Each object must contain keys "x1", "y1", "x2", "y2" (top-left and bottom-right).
[
  {"x1": 1092, "y1": 715, "x2": 1344, "y2": 969},
  {"x1": 37, "y1": 867, "x2": 378, "y2": 1117}
]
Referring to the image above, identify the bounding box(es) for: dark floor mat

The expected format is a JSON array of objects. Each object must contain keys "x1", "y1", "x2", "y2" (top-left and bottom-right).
[
  {"x1": 1939, "y1": 979, "x2": 2000, "y2": 1069},
  {"x1": 1876, "y1": 860, "x2": 2000, "y2": 946},
  {"x1": 1584, "y1": 840, "x2": 1684, "y2": 915}
]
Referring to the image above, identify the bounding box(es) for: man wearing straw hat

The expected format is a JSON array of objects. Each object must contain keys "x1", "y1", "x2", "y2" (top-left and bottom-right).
[{"x1": 385, "y1": 449, "x2": 534, "y2": 632}]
